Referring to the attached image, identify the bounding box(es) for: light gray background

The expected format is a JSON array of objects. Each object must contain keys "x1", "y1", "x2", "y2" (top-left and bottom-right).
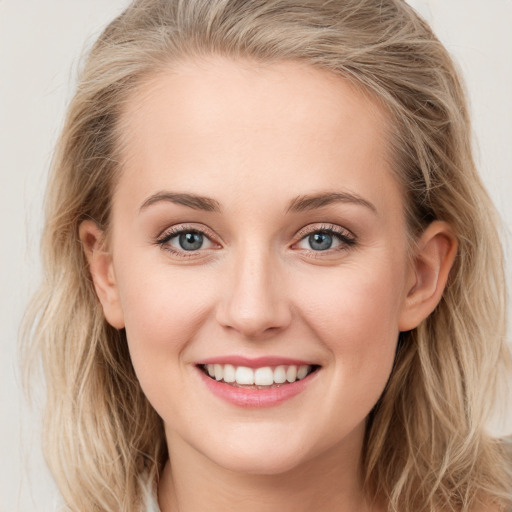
[{"x1": 1, "y1": 1, "x2": 511, "y2": 511}]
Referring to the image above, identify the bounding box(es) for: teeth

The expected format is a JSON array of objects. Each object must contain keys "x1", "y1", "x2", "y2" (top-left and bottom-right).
[
  {"x1": 286, "y1": 365, "x2": 297, "y2": 383},
  {"x1": 223, "y1": 364, "x2": 235, "y2": 383},
  {"x1": 274, "y1": 365, "x2": 287, "y2": 384},
  {"x1": 254, "y1": 367, "x2": 274, "y2": 386},
  {"x1": 297, "y1": 365, "x2": 309, "y2": 380},
  {"x1": 235, "y1": 366, "x2": 254, "y2": 385},
  {"x1": 203, "y1": 364, "x2": 314, "y2": 386}
]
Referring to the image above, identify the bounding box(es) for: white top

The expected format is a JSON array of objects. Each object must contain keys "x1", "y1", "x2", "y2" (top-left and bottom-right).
[
  {"x1": 145, "y1": 494, "x2": 160, "y2": 512},
  {"x1": 139, "y1": 438, "x2": 512, "y2": 511},
  {"x1": 140, "y1": 477, "x2": 160, "y2": 512}
]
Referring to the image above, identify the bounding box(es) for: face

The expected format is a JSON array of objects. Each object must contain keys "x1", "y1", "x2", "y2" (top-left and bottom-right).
[{"x1": 91, "y1": 58, "x2": 420, "y2": 475}]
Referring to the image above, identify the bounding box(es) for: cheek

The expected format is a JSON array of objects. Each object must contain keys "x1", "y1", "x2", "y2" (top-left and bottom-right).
[
  {"x1": 297, "y1": 260, "x2": 403, "y2": 337},
  {"x1": 115, "y1": 261, "x2": 216, "y2": 373},
  {"x1": 292, "y1": 258, "x2": 405, "y2": 388},
  {"x1": 114, "y1": 263, "x2": 223, "y2": 423}
]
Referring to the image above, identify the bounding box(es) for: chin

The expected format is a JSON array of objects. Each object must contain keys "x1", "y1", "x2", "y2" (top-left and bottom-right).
[{"x1": 200, "y1": 438, "x2": 313, "y2": 476}]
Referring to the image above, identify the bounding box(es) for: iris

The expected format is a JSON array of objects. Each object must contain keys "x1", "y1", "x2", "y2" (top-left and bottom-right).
[
  {"x1": 308, "y1": 232, "x2": 333, "y2": 251},
  {"x1": 179, "y1": 232, "x2": 204, "y2": 251}
]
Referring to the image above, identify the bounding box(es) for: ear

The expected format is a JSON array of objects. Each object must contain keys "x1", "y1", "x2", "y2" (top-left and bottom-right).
[
  {"x1": 398, "y1": 221, "x2": 458, "y2": 332},
  {"x1": 79, "y1": 220, "x2": 125, "y2": 329}
]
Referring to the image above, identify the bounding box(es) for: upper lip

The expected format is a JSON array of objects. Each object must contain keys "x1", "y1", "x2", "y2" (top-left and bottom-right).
[{"x1": 195, "y1": 356, "x2": 319, "y2": 368}]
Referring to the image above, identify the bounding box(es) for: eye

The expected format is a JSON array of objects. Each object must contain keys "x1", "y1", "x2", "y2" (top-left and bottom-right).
[
  {"x1": 172, "y1": 232, "x2": 210, "y2": 251},
  {"x1": 156, "y1": 225, "x2": 217, "y2": 256},
  {"x1": 294, "y1": 225, "x2": 356, "y2": 253},
  {"x1": 305, "y1": 232, "x2": 335, "y2": 251}
]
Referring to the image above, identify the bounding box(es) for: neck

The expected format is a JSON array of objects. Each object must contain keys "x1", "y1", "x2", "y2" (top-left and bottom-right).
[{"x1": 157, "y1": 426, "x2": 382, "y2": 512}]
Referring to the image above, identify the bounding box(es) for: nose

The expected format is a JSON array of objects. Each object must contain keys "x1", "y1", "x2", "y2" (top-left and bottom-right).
[{"x1": 216, "y1": 246, "x2": 292, "y2": 339}]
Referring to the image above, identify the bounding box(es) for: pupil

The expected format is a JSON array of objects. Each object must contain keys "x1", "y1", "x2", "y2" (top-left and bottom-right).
[
  {"x1": 309, "y1": 232, "x2": 332, "y2": 251},
  {"x1": 179, "y1": 232, "x2": 203, "y2": 251}
]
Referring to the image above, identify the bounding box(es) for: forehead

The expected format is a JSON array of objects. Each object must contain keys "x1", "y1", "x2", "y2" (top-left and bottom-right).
[{"x1": 115, "y1": 57, "x2": 398, "y2": 216}]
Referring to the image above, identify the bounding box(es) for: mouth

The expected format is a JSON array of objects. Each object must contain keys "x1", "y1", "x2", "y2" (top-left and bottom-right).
[{"x1": 198, "y1": 363, "x2": 320, "y2": 389}]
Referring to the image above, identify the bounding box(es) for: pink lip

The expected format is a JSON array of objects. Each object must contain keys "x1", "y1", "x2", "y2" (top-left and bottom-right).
[
  {"x1": 195, "y1": 364, "x2": 319, "y2": 408},
  {"x1": 195, "y1": 355, "x2": 316, "y2": 368}
]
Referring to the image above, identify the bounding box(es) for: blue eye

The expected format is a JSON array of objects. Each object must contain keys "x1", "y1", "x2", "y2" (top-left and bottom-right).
[
  {"x1": 157, "y1": 228, "x2": 215, "y2": 254},
  {"x1": 307, "y1": 232, "x2": 333, "y2": 251},
  {"x1": 295, "y1": 226, "x2": 356, "y2": 253},
  {"x1": 178, "y1": 232, "x2": 204, "y2": 251}
]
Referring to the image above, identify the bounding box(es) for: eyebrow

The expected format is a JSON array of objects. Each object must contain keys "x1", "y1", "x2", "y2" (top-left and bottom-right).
[
  {"x1": 139, "y1": 192, "x2": 221, "y2": 213},
  {"x1": 139, "y1": 190, "x2": 377, "y2": 215},
  {"x1": 286, "y1": 192, "x2": 377, "y2": 214}
]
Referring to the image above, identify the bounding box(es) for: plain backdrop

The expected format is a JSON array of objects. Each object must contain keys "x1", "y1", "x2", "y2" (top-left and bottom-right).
[{"x1": 1, "y1": 1, "x2": 511, "y2": 511}]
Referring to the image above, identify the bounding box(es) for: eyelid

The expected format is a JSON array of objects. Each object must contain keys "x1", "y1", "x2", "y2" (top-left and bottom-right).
[
  {"x1": 291, "y1": 223, "x2": 357, "y2": 252},
  {"x1": 154, "y1": 222, "x2": 356, "y2": 259},
  {"x1": 294, "y1": 223, "x2": 356, "y2": 242},
  {"x1": 155, "y1": 223, "x2": 222, "y2": 257},
  {"x1": 157, "y1": 223, "x2": 217, "y2": 241}
]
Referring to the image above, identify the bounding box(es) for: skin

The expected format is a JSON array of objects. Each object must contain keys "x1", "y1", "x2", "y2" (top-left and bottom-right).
[{"x1": 81, "y1": 57, "x2": 457, "y2": 512}]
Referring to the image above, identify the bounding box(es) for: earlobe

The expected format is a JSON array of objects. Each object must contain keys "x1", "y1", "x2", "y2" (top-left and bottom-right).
[
  {"x1": 398, "y1": 221, "x2": 458, "y2": 332},
  {"x1": 79, "y1": 220, "x2": 125, "y2": 329}
]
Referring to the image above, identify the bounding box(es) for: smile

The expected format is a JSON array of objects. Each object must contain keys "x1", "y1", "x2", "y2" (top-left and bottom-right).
[
  {"x1": 195, "y1": 359, "x2": 321, "y2": 408},
  {"x1": 201, "y1": 364, "x2": 318, "y2": 387}
]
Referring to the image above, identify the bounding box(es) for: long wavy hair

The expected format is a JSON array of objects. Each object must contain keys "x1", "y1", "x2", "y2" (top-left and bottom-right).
[{"x1": 22, "y1": 1, "x2": 511, "y2": 511}]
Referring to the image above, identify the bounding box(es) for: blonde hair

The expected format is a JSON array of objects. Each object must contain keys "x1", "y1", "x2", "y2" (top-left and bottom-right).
[{"x1": 23, "y1": 1, "x2": 511, "y2": 511}]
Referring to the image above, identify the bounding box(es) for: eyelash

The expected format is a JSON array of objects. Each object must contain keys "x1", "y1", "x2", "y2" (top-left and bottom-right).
[
  {"x1": 156, "y1": 224, "x2": 218, "y2": 259},
  {"x1": 293, "y1": 224, "x2": 357, "y2": 254},
  {"x1": 155, "y1": 223, "x2": 357, "y2": 258}
]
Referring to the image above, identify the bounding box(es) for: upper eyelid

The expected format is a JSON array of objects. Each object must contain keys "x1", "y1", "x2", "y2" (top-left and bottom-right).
[
  {"x1": 157, "y1": 223, "x2": 219, "y2": 242},
  {"x1": 294, "y1": 223, "x2": 355, "y2": 240},
  {"x1": 155, "y1": 222, "x2": 356, "y2": 247},
  {"x1": 155, "y1": 225, "x2": 220, "y2": 259},
  {"x1": 291, "y1": 224, "x2": 357, "y2": 254}
]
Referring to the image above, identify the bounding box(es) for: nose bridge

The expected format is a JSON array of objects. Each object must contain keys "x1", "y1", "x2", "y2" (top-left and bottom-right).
[{"x1": 217, "y1": 240, "x2": 291, "y2": 338}]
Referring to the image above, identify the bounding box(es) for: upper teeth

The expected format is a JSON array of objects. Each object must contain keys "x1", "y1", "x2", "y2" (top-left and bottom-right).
[{"x1": 205, "y1": 364, "x2": 312, "y2": 386}]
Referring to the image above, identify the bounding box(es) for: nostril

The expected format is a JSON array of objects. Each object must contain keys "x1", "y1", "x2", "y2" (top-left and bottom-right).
[{"x1": 216, "y1": 302, "x2": 293, "y2": 340}]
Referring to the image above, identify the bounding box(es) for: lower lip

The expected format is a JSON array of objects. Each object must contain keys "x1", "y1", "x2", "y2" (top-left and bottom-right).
[{"x1": 197, "y1": 367, "x2": 318, "y2": 408}]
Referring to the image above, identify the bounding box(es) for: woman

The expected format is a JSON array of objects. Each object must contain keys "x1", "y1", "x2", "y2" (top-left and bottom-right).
[{"x1": 23, "y1": 0, "x2": 511, "y2": 511}]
